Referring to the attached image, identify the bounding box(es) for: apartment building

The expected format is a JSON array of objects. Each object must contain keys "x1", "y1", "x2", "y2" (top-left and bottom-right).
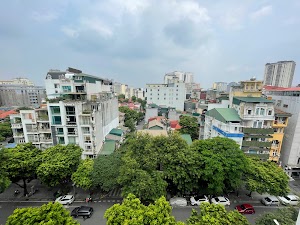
[
  {"x1": 0, "y1": 83, "x2": 45, "y2": 107},
  {"x1": 264, "y1": 86, "x2": 300, "y2": 173},
  {"x1": 10, "y1": 68, "x2": 119, "y2": 159},
  {"x1": 0, "y1": 78, "x2": 34, "y2": 86},
  {"x1": 204, "y1": 108, "x2": 244, "y2": 146},
  {"x1": 264, "y1": 61, "x2": 296, "y2": 88},
  {"x1": 145, "y1": 82, "x2": 186, "y2": 111},
  {"x1": 212, "y1": 82, "x2": 228, "y2": 92},
  {"x1": 113, "y1": 83, "x2": 128, "y2": 96}
]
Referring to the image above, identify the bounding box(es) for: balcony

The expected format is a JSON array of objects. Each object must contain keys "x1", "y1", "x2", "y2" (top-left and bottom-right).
[
  {"x1": 12, "y1": 123, "x2": 22, "y2": 129},
  {"x1": 242, "y1": 141, "x2": 272, "y2": 148},
  {"x1": 272, "y1": 120, "x2": 287, "y2": 128},
  {"x1": 67, "y1": 131, "x2": 78, "y2": 135},
  {"x1": 37, "y1": 115, "x2": 49, "y2": 122},
  {"x1": 243, "y1": 128, "x2": 274, "y2": 135},
  {"x1": 39, "y1": 128, "x2": 51, "y2": 133},
  {"x1": 241, "y1": 114, "x2": 274, "y2": 120},
  {"x1": 27, "y1": 128, "x2": 38, "y2": 133},
  {"x1": 13, "y1": 133, "x2": 24, "y2": 138},
  {"x1": 40, "y1": 138, "x2": 53, "y2": 143}
]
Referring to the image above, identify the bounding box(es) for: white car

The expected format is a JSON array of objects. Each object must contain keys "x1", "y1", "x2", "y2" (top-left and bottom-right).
[
  {"x1": 211, "y1": 196, "x2": 230, "y2": 206},
  {"x1": 55, "y1": 195, "x2": 75, "y2": 205},
  {"x1": 190, "y1": 195, "x2": 209, "y2": 206},
  {"x1": 169, "y1": 197, "x2": 188, "y2": 207},
  {"x1": 261, "y1": 196, "x2": 280, "y2": 206},
  {"x1": 277, "y1": 195, "x2": 299, "y2": 206}
]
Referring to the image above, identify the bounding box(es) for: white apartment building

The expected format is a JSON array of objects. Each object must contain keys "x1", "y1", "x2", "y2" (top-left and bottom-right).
[
  {"x1": 113, "y1": 82, "x2": 128, "y2": 96},
  {"x1": 264, "y1": 61, "x2": 296, "y2": 88},
  {"x1": 204, "y1": 108, "x2": 244, "y2": 146},
  {"x1": 145, "y1": 82, "x2": 186, "y2": 111},
  {"x1": 164, "y1": 71, "x2": 194, "y2": 84},
  {"x1": 264, "y1": 86, "x2": 300, "y2": 169},
  {"x1": 0, "y1": 78, "x2": 34, "y2": 86},
  {"x1": 213, "y1": 82, "x2": 228, "y2": 92},
  {"x1": 10, "y1": 68, "x2": 119, "y2": 159},
  {"x1": 133, "y1": 88, "x2": 144, "y2": 100}
]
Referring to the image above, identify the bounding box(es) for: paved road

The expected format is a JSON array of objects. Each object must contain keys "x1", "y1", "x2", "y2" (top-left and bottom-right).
[{"x1": 0, "y1": 201, "x2": 292, "y2": 225}]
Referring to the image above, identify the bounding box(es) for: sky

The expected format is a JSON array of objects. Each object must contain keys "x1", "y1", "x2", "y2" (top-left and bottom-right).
[{"x1": 0, "y1": 0, "x2": 300, "y2": 88}]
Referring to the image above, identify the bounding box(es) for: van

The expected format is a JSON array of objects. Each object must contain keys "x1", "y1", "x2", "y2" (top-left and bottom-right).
[{"x1": 261, "y1": 196, "x2": 280, "y2": 206}]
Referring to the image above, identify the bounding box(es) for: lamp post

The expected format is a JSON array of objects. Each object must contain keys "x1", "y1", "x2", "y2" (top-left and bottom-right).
[{"x1": 72, "y1": 182, "x2": 76, "y2": 196}]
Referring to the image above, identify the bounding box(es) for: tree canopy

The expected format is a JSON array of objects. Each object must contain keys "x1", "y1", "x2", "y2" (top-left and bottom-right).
[
  {"x1": 104, "y1": 193, "x2": 184, "y2": 225},
  {"x1": 6, "y1": 202, "x2": 79, "y2": 225},
  {"x1": 37, "y1": 144, "x2": 82, "y2": 187},
  {"x1": 187, "y1": 203, "x2": 250, "y2": 225},
  {"x1": 255, "y1": 207, "x2": 297, "y2": 225},
  {"x1": 1, "y1": 143, "x2": 42, "y2": 195},
  {"x1": 0, "y1": 150, "x2": 10, "y2": 193},
  {"x1": 91, "y1": 152, "x2": 122, "y2": 192},
  {"x1": 0, "y1": 122, "x2": 13, "y2": 141},
  {"x1": 244, "y1": 157, "x2": 289, "y2": 196},
  {"x1": 71, "y1": 158, "x2": 94, "y2": 191},
  {"x1": 179, "y1": 116, "x2": 199, "y2": 140}
]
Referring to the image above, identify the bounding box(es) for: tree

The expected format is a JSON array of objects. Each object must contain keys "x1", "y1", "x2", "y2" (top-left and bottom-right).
[
  {"x1": 91, "y1": 152, "x2": 121, "y2": 191},
  {"x1": 104, "y1": 193, "x2": 184, "y2": 225},
  {"x1": 6, "y1": 202, "x2": 79, "y2": 225},
  {"x1": 118, "y1": 94, "x2": 125, "y2": 101},
  {"x1": 0, "y1": 151, "x2": 10, "y2": 193},
  {"x1": 187, "y1": 203, "x2": 249, "y2": 225},
  {"x1": 37, "y1": 144, "x2": 82, "y2": 187},
  {"x1": 244, "y1": 157, "x2": 289, "y2": 197},
  {"x1": 179, "y1": 116, "x2": 199, "y2": 140},
  {"x1": 71, "y1": 159, "x2": 94, "y2": 191},
  {"x1": 124, "y1": 118, "x2": 136, "y2": 132},
  {"x1": 0, "y1": 122, "x2": 13, "y2": 141},
  {"x1": 1, "y1": 143, "x2": 42, "y2": 196},
  {"x1": 190, "y1": 137, "x2": 248, "y2": 196},
  {"x1": 131, "y1": 96, "x2": 137, "y2": 102},
  {"x1": 255, "y1": 207, "x2": 297, "y2": 225}
]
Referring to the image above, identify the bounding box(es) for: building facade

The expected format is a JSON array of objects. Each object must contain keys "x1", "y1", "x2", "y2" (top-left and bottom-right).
[
  {"x1": 10, "y1": 68, "x2": 119, "y2": 159},
  {"x1": 213, "y1": 82, "x2": 228, "y2": 92},
  {"x1": 264, "y1": 61, "x2": 296, "y2": 88},
  {"x1": 145, "y1": 82, "x2": 186, "y2": 111},
  {"x1": 164, "y1": 71, "x2": 194, "y2": 84},
  {"x1": 0, "y1": 78, "x2": 34, "y2": 86},
  {"x1": 0, "y1": 84, "x2": 46, "y2": 107}
]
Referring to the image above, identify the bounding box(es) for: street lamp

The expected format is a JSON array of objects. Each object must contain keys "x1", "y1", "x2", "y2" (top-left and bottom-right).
[{"x1": 72, "y1": 182, "x2": 76, "y2": 196}]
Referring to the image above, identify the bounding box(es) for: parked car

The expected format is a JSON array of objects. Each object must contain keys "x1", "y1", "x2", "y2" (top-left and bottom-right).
[
  {"x1": 190, "y1": 195, "x2": 209, "y2": 206},
  {"x1": 169, "y1": 197, "x2": 188, "y2": 207},
  {"x1": 235, "y1": 204, "x2": 255, "y2": 214},
  {"x1": 261, "y1": 196, "x2": 280, "y2": 206},
  {"x1": 211, "y1": 196, "x2": 230, "y2": 206},
  {"x1": 71, "y1": 206, "x2": 94, "y2": 219},
  {"x1": 55, "y1": 195, "x2": 75, "y2": 205},
  {"x1": 277, "y1": 195, "x2": 300, "y2": 206}
]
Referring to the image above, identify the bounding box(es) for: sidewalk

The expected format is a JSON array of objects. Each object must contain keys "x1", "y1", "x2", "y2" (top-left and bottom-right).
[{"x1": 0, "y1": 180, "x2": 122, "y2": 202}]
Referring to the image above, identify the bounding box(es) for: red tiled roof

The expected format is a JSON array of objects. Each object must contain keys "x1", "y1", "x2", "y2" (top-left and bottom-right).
[
  {"x1": 175, "y1": 124, "x2": 182, "y2": 130},
  {"x1": 264, "y1": 85, "x2": 300, "y2": 91},
  {"x1": 0, "y1": 110, "x2": 17, "y2": 119}
]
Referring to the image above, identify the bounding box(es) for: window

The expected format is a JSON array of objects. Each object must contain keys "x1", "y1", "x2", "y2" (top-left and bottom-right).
[
  {"x1": 54, "y1": 84, "x2": 59, "y2": 88},
  {"x1": 62, "y1": 86, "x2": 71, "y2": 92},
  {"x1": 57, "y1": 128, "x2": 64, "y2": 135},
  {"x1": 51, "y1": 106, "x2": 60, "y2": 114},
  {"x1": 253, "y1": 121, "x2": 263, "y2": 128},
  {"x1": 256, "y1": 108, "x2": 259, "y2": 115},
  {"x1": 68, "y1": 137, "x2": 76, "y2": 144},
  {"x1": 247, "y1": 110, "x2": 252, "y2": 115},
  {"x1": 260, "y1": 108, "x2": 265, "y2": 115},
  {"x1": 52, "y1": 116, "x2": 62, "y2": 125},
  {"x1": 268, "y1": 110, "x2": 272, "y2": 116},
  {"x1": 283, "y1": 104, "x2": 288, "y2": 108},
  {"x1": 58, "y1": 137, "x2": 65, "y2": 144}
]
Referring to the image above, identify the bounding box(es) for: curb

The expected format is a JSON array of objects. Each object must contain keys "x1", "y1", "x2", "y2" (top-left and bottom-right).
[{"x1": 0, "y1": 199, "x2": 123, "y2": 203}]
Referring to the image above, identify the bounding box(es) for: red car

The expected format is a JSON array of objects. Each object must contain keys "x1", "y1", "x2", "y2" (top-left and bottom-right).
[{"x1": 235, "y1": 204, "x2": 255, "y2": 214}]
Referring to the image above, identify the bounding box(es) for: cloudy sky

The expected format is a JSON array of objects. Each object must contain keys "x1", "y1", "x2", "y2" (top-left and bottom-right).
[{"x1": 0, "y1": 0, "x2": 299, "y2": 88}]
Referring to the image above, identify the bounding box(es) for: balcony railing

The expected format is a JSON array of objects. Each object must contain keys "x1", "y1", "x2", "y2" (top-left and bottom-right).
[
  {"x1": 40, "y1": 138, "x2": 53, "y2": 143},
  {"x1": 12, "y1": 123, "x2": 22, "y2": 129},
  {"x1": 13, "y1": 133, "x2": 24, "y2": 137},
  {"x1": 242, "y1": 141, "x2": 272, "y2": 148},
  {"x1": 27, "y1": 128, "x2": 38, "y2": 133},
  {"x1": 243, "y1": 128, "x2": 274, "y2": 135}
]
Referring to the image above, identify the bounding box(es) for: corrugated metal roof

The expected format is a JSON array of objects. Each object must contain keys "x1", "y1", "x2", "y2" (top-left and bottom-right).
[
  {"x1": 233, "y1": 97, "x2": 273, "y2": 104},
  {"x1": 109, "y1": 128, "x2": 123, "y2": 136},
  {"x1": 100, "y1": 141, "x2": 116, "y2": 155},
  {"x1": 180, "y1": 134, "x2": 192, "y2": 145},
  {"x1": 206, "y1": 108, "x2": 241, "y2": 123}
]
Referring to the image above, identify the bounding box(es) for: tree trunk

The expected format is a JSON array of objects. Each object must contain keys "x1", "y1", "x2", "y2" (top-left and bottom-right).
[{"x1": 23, "y1": 178, "x2": 28, "y2": 196}]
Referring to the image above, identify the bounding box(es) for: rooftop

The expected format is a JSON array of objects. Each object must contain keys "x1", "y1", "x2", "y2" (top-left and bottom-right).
[
  {"x1": 100, "y1": 140, "x2": 116, "y2": 155},
  {"x1": 264, "y1": 85, "x2": 300, "y2": 92},
  {"x1": 180, "y1": 134, "x2": 192, "y2": 145},
  {"x1": 206, "y1": 108, "x2": 241, "y2": 123},
  {"x1": 274, "y1": 108, "x2": 292, "y2": 117},
  {"x1": 233, "y1": 97, "x2": 273, "y2": 104},
  {"x1": 109, "y1": 128, "x2": 123, "y2": 137}
]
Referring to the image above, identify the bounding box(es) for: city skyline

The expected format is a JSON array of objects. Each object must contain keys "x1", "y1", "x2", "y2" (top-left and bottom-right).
[{"x1": 0, "y1": 0, "x2": 300, "y2": 88}]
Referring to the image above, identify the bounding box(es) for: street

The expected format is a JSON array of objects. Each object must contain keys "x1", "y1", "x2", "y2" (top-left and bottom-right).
[{"x1": 0, "y1": 201, "x2": 289, "y2": 225}]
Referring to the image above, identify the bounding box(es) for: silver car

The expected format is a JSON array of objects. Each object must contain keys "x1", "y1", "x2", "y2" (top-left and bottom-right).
[
  {"x1": 277, "y1": 195, "x2": 299, "y2": 206},
  {"x1": 55, "y1": 195, "x2": 75, "y2": 205},
  {"x1": 169, "y1": 197, "x2": 187, "y2": 207},
  {"x1": 261, "y1": 196, "x2": 280, "y2": 206}
]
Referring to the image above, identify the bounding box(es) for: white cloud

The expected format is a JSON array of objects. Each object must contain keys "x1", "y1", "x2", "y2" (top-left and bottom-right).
[
  {"x1": 61, "y1": 27, "x2": 79, "y2": 38},
  {"x1": 250, "y1": 5, "x2": 272, "y2": 20},
  {"x1": 112, "y1": 0, "x2": 150, "y2": 15},
  {"x1": 220, "y1": 7, "x2": 246, "y2": 30},
  {"x1": 80, "y1": 18, "x2": 113, "y2": 38},
  {"x1": 31, "y1": 11, "x2": 58, "y2": 22}
]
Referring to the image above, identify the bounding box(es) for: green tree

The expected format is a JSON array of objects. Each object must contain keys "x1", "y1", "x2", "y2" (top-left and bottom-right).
[
  {"x1": 137, "y1": 98, "x2": 147, "y2": 110},
  {"x1": 0, "y1": 150, "x2": 10, "y2": 193},
  {"x1": 118, "y1": 94, "x2": 125, "y2": 101},
  {"x1": 131, "y1": 96, "x2": 137, "y2": 102},
  {"x1": 190, "y1": 137, "x2": 248, "y2": 196},
  {"x1": 104, "y1": 193, "x2": 185, "y2": 225},
  {"x1": 1, "y1": 143, "x2": 42, "y2": 196},
  {"x1": 6, "y1": 202, "x2": 79, "y2": 225},
  {"x1": 187, "y1": 203, "x2": 249, "y2": 225},
  {"x1": 91, "y1": 152, "x2": 121, "y2": 191},
  {"x1": 71, "y1": 158, "x2": 94, "y2": 191},
  {"x1": 244, "y1": 157, "x2": 289, "y2": 197},
  {"x1": 179, "y1": 116, "x2": 199, "y2": 140},
  {"x1": 0, "y1": 122, "x2": 13, "y2": 140},
  {"x1": 124, "y1": 118, "x2": 136, "y2": 132},
  {"x1": 255, "y1": 207, "x2": 297, "y2": 225},
  {"x1": 37, "y1": 144, "x2": 82, "y2": 187}
]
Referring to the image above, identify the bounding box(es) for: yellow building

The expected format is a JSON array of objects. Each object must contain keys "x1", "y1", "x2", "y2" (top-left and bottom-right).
[{"x1": 269, "y1": 109, "x2": 292, "y2": 162}]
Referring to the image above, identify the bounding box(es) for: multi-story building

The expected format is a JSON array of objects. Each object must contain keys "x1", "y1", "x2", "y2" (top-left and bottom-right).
[
  {"x1": 0, "y1": 84, "x2": 46, "y2": 107},
  {"x1": 212, "y1": 82, "x2": 228, "y2": 92},
  {"x1": 204, "y1": 108, "x2": 244, "y2": 146},
  {"x1": 10, "y1": 68, "x2": 119, "y2": 159},
  {"x1": 264, "y1": 61, "x2": 296, "y2": 88},
  {"x1": 164, "y1": 71, "x2": 194, "y2": 84},
  {"x1": 0, "y1": 78, "x2": 34, "y2": 86},
  {"x1": 113, "y1": 82, "x2": 128, "y2": 96},
  {"x1": 145, "y1": 82, "x2": 186, "y2": 111},
  {"x1": 264, "y1": 86, "x2": 300, "y2": 174}
]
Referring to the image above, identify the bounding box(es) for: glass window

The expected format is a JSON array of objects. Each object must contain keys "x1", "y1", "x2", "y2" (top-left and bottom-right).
[
  {"x1": 52, "y1": 116, "x2": 62, "y2": 125},
  {"x1": 260, "y1": 108, "x2": 265, "y2": 115},
  {"x1": 57, "y1": 128, "x2": 63, "y2": 134},
  {"x1": 68, "y1": 137, "x2": 76, "y2": 144},
  {"x1": 51, "y1": 106, "x2": 60, "y2": 114},
  {"x1": 256, "y1": 108, "x2": 259, "y2": 115}
]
